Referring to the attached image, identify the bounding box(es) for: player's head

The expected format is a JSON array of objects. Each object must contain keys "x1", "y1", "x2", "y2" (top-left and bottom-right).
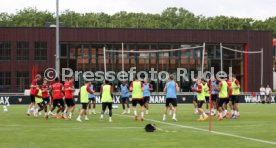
[
  {"x1": 201, "y1": 78, "x2": 206, "y2": 84},
  {"x1": 144, "y1": 78, "x2": 148, "y2": 83},
  {"x1": 104, "y1": 80, "x2": 109, "y2": 84},
  {"x1": 55, "y1": 77, "x2": 60, "y2": 82},
  {"x1": 169, "y1": 75, "x2": 174, "y2": 81},
  {"x1": 84, "y1": 80, "x2": 91, "y2": 85},
  {"x1": 134, "y1": 74, "x2": 139, "y2": 81},
  {"x1": 196, "y1": 78, "x2": 201, "y2": 84},
  {"x1": 231, "y1": 74, "x2": 236, "y2": 80},
  {"x1": 35, "y1": 74, "x2": 42, "y2": 80},
  {"x1": 43, "y1": 78, "x2": 48, "y2": 84},
  {"x1": 210, "y1": 75, "x2": 216, "y2": 81},
  {"x1": 68, "y1": 76, "x2": 74, "y2": 82}
]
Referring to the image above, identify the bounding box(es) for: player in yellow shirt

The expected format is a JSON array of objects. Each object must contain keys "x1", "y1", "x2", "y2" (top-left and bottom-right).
[
  {"x1": 129, "y1": 75, "x2": 144, "y2": 121},
  {"x1": 100, "y1": 80, "x2": 114, "y2": 122}
]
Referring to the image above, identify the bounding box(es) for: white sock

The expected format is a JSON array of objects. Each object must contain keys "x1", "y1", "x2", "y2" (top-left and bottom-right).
[
  {"x1": 203, "y1": 112, "x2": 207, "y2": 117},
  {"x1": 163, "y1": 114, "x2": 166, "y2": 120},
  {"x1": 100, "y1": 114, "x2": 103, "y2": 119},
  {"x1": 173, "y1": 113, "x2": 176, "y2": 119},
  {"x1": 134, "y1": 110, "x2": 137, "y2": 116},
  {"x1": 141, "y1": 112, "x2": 144, "y2": 117},
  {"x1": 77, "y1": 115, "x2": 81, "y2": 119},
  {"x1": 109, "y1": 117, "x2": 112, "y2": 120}
]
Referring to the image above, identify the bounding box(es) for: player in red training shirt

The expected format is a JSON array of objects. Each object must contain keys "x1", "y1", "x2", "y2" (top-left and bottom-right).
[
  {"x1": 41, "y1": 78, "x2": 50, "y2": 119},
  {"x1": 48, "y1": 77, "x2": 65, "y2": 119},
  {"x1": 226, "y1": 76, "x2": 233, "y2": 117},
  {"x1": 64, "y1": 77, "x2": 75, "y2": 119},
  {"x1": 27, "y1": 74, "x2": 42, "y2": 116}
]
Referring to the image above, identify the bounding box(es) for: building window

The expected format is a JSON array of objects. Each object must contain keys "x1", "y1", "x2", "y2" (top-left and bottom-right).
[
  {"x1": 0, "y1": 41, "x2": 11, "y2": 60},
  {"x1": 16, "y1": 72, "x2": 29, "y2": 92},
  {"x1": 16, "y1": 41, "x2": 29, "y2": 60},
  {"x1": 0, "y1": 72, "x2": 11, "y2": 92},
  {"x1": 34, "y1": 42, "x2": 47, "y2": 60}
]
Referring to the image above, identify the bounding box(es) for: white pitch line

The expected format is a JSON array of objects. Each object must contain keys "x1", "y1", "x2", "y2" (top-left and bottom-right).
[{"x1": 115, "y1": 114, "x2": 276, "y2": 145}]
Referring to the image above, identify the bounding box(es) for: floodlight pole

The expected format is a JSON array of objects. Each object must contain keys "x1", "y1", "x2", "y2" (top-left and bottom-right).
[
  {"x1": 261, "y1": 48, "x2": 263, "y2": 85},
  {"x1": 122, "y1": 42, "x2": 124, "y2": 78},
  {"x1": 201, "y1": 42, "x2": 206, "y2": 76},
  {"x1": 55, "y1": 0, "x2": 60, "y2": 77},
  {"x1": 104, "y1": 46, "x2": 107, "y2": 79},
  {"x1": 220, "y1": 43, "x2": 223, "y2": 72}
]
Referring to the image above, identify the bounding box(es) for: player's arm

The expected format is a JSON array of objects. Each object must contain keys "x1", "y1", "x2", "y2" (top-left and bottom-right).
[
  {"x1": 141, "y1": 82, "x2": 144, "y2": 91},
  {"x1": 195, "y1": 85, "x2": 202, "y2": 93},
  {"x1": 86, "y1": 85, "x2": 94, "y2": 94},
  {"x1": 100, "y1": 86, "x2": 103, "y2": 96},
  {"x1": 175, "y1": 82, "x2": 180, "y2": 92},
  {"x1": 129, "y1": 82, "x2": 133, "y2": 91},
  {"x1": 217, "y1": 82, "x2": 222, "y2": 91},
  {"x1": 163, "y1": 82, "x2": 167, "y2": 92},
  {"x1": 235, "y1": 80, "x2": 240, "y2": 88},
  {"x1": 149, "y1": 84, "x2": 153, "y2": 91}
]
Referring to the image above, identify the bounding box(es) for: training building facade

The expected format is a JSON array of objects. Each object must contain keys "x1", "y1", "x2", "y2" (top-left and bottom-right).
[{"x1": 0, "y1": 27, "x2": 273, "y2": 93}]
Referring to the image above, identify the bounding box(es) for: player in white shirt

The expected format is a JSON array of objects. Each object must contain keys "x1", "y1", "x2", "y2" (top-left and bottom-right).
[
  {"x1": 265, "y1": 85, "x2": 272, "y2": 104},
  {"x1": 259, "y1": 85, "x2": 266, "y2": 104}
]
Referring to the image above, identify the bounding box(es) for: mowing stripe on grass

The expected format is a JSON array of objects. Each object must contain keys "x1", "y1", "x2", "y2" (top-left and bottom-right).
[{"x1": 115, "y1": 114, "x2": 276, "y2": 145}]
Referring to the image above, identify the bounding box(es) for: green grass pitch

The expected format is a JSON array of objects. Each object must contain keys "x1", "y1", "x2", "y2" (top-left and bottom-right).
[{"x1": 0, "y1": 104, "x2": 276, "y2": 148}]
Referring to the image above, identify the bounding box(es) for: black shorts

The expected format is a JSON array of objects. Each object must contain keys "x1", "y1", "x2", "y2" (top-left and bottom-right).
[
  {"x1": 102, "y1": 102, "x2": 112, "y2": 111},
  {"x1": 225, "y1": 98, "x2": 230, "y2": 105},
  {"x1": 82, "y1": 103, "x2": 88, "y2": 109},
  {"x1": 143, "y1": 96, "x2": 150, "y2": 104},
  {"x1": 197, "y1": 100, "x2": 205, "y2": 108},
  {"x1": 121, "y1": 97, "x2": 129, "y2": 103},
  {"x1": 193, "y1": 95, "x2": 198, "y2": 102},
  {"x1": 211, "y1": 94, "x2": 218, "y2": 101},
  {"x1": 37, "y1": 101, "x2": 46, "y2": 109},
  {"x1": 231, "y1": 95, "x2": 239, "y2": 104},
  {"x1": 43, "y1": 97, "x2": 50, "y2": 105},
  {"x1": 132, "y1": 99, "x2": 144, "y2": 107},
  {"x1": 53, "y1": 99, "x2": 65, "y2": 108},
  {"x1": 217, "y1": 98, "x2": 227, "y2": 107},
  {"x1": 30, "y1": 95, "x2": 35, "y2": 103},
  {"x1": 89, "y1": 97, "x2": 95, "y2": 102},
  {"x1": 165, "y1": 98, "x2": 177, "y2": 107},
  {"x1": 205, "y1": 96, "x2": 210, "y2": 103},
  {"x1": 65, "y1": 98, "x2": 75, "y2": 107}
]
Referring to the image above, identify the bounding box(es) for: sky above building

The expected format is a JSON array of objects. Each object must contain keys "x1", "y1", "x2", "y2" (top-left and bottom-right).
[{"x1": 1, "y1": 0, "x2": 275, "y2": 20}]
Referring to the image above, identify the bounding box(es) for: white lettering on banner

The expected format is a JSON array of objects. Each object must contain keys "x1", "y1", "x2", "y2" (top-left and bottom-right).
[
  {"x1": 244, "y1": 96, "x2": 252, "y2": 103},
  {"x1": 96, "y1": 96, "x2": 101, "y2": 103},
  {"x1": 0, "y1": 97, "x2": 10, "y2": 105},
  {"x1": 113, "y1": 96, "x2": 120, "y2": 103},
  {"x1": 150, "y1": 96, "x2": 165, "y2": 104},
  {"x1": 271, "y1": 96, "x2": 275, "y2": 103},
  {"x1": 244, "y1": 95, "x2": 275, "y2": 103}
]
